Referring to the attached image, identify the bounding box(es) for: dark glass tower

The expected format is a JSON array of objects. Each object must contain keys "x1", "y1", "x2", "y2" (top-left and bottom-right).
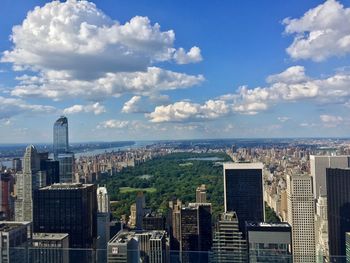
[
  {"x1": 53, "y1": 116, "x2": 69, "y2": 157},
  {"x1": 33, "y1": 183, "x2": 97, "y2": 250},
  {"x1": 326, "y1": 168, "x2": 350, "y2": 259},
  {"x1": 223, "y1": 163, "x2": 264, "y2": 233}
]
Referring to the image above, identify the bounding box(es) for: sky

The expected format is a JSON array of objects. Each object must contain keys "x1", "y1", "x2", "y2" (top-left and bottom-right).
[{"x1": 1, "y1": 0, "x2": 350, "y2": 143}]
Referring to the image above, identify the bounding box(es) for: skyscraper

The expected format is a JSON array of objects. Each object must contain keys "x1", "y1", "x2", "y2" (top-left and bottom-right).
[
  {"x1": 53, "y1": 116, "x2": 75, "y2": 183},
  {"x1": 97, "y1": 186, "x2": 110, "y2": 263},
  {"x1": 196, "y1": 184, "x2": 207, "y2": 203},
  {"x1": 53, "y1": 116, "x2": 69, "y2": 157},
  {"x1": 15, "y1": 145, "x2": 41, "y2": 221},
  {"x1": 310, "y1": 155, "x2": 350, "y2": 200},
  {"x1": 223, "y1": 163, "x2": 264, "y2": 233},
  {"x1": 33, "y1": 183, "x2": 97, "y2": 250},
  {"x1": 326, "y1": 168, "x2": 350, "y2": 260},
  {"x1": 211, "y1": 211, "x2": 247, "y2": 263},
  {"x1": 180, "y1": 203, "x2": 212, "y2": 263},
  {"x1": 287, "y1": 174, "x2": 315, "y2": 263}
]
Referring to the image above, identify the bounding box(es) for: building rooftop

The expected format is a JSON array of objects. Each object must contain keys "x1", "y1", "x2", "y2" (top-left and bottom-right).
[
  {"x1": 150, "y1": 231, "x2": 165, "y2": 240},
  {"x1": 40, "y1": 183, "x2": 93, "y2": 190},
  {"x1": 33, "y1": 233, "x2": 69, "y2": 240},
  {"x1": 224, "y1": 162, "x2": 264, "y2": 170},
  {"x1": 0, "y1": 221, "x2": 30, "y2": 232},
  {"x1": 246, "y1": 222, "x2": 291, "y2": 228}
]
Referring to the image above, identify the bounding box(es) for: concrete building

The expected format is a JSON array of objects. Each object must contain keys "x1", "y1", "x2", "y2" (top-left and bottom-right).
[
  {"x1": 0, "y1": 221, "x2": 31, "y2": 263},
  {"x1": 287, "y1": 174, "x2": 315, "y2": 263},
  {"x1": 31, "y1": 233, "x2": 69, "y2": 263},
  {"x1": 223, "y1": 163, "x2": 264, "y2": 234},
  {"x1": 211, "y1": 211, "x2": 247, "y2": 263},
  {"x1": 245, "y1": 222, "x2": 292, "y2": 263},
  {"x1": 143, "y1": 213, "x2": 166, "y2": 231},
  {"x1": 310, "y1": 155, "x2": 350, "y2": 200},
  {"x1": 315, "y1": 196, "x2": 329, "y2": 262},
  {"x1": 196, "y1": 184, "x2": 207, "y2": 203},
  {"x1": 97, "y1": 186, "x2": 111, "y2": 263},
  {"x1": 107, "y1": 231, "x2": 140, "y2": 263},
  {"x1": 136, "y1": 192, "x2": 145, "y2": 230},
  {"x1": 15, "y1": 145, "x2": 41, "y2": 222},
  {"x1": 0, "y1": 173, "x2": 13, "y2": 220},
  {"x1": 169, "y1": 199, "x2": 182, "y2": 251}
]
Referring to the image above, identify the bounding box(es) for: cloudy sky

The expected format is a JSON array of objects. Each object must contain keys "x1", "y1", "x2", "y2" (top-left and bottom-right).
[{"x1": 1, "y1": 0, "x2": 350, "y2": 143}]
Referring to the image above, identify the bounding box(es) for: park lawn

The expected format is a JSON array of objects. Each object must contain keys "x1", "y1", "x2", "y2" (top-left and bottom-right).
[{"x1": 119, "y1": 187, "x2": 157, "y2": 194}]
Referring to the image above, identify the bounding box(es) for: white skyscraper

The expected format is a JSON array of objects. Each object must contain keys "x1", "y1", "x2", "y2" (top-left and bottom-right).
[
  {"x1": 310, "y1": 155, "x2": 350, "y2": 199},
  {"x1": 287, "y1": 174, "x2": 316, "y2": 263},
  {"x1": 97, "y1": 186, "x2": 110, "y2": 263},
  {"x1": 15, "y1": 145, "x2": 41, "y2": 221}
]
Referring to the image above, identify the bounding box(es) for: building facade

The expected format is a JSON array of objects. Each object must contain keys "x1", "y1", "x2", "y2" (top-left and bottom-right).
[
  {"x1": 287, "y1": 174, "x2": 315, "y2": 263},
  {"x1": 223, "y1": 163, "x2": 264, "y2": 233},
  {"x1": 53, "y1": 116, "x2": 69, "y2": 157}
]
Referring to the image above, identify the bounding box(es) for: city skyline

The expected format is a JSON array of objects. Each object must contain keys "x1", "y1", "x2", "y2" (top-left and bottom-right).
[{"x1": 1, "y1": 0, "x2": 350, "y2": 143}]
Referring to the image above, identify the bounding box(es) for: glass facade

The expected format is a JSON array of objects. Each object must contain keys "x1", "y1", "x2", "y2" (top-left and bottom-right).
[{"x1": 53, "y1": 116, "x2": 69, "y2": 157}]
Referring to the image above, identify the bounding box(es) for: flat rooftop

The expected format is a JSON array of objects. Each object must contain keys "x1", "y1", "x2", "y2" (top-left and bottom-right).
[
  {"x1": 224, "y1": 162, "x2": 263, "y2": 170},
  {"x1": 33, "y1": 233, "x2": 69, "y2": 240},
  {"x1": 40, "y1": 183, "x2": 93, "y2": 190},
  {"x1": 246, "y1": 222, "x2": 290, "y2": 228},
  {"x1": 0, "y1": 221, "x2": 30, "y2": 232}
]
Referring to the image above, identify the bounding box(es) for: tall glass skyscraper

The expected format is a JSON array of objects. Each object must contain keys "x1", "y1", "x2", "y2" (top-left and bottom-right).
[{"x1": 53, "y1": 116, "x2": 69, "y2": 157}]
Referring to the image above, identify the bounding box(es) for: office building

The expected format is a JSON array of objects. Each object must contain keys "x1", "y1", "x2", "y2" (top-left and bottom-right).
[
  {"x1": 33, "y1": 183, "x2": 97, "y2": 250},
  {"x1": 12, "y1": 158, "x2": 22, "y2": 172},
  {"x1": 57, "y1": 152, "x2": 74, "y2": 183},
  {"x1": 15, "y1": 145, "x2": 41, "y2": 222},
  {"x1": 97, "y1": 186, "x2": 111, "y2": 263},
  {"x1": 346, "y1": 232, "x2": 350, "y2": 262},
  {"x1": 39, "y1": 153, "x2": 59, "y2": 185},
  {"x1": 196, "y1": 184, "x2": 207, "y2": 203},
  {"x1": 136, "y1": 192, "x2": 145, "y2": 229},
  {"x1": 310, "y1": 155, "x2": 350, "y2": 199},
  {"x1": 287, "y1": 174, "x2": 315, "y2": 263},
  {"x1": 223, "y1": 163, "x2": 264, "y2": 233},
  {"x1": 0, "y1": 173, "x2": 13, "y2": 220},
  {"x1": 31, "y1": 233, "x2": 69, "y2": 263},
  {"x1": 180, "y1": 203, "x2": 212, "y2": 263},
  {"x1": 326, "y1": 168, "x2": 350, "y2": 259},
  {"x1": 169, "y1": 199, "x2": 182, "y2": 251},
  {"x1": 245, "y1": 222, "x2": 292, "y2": 263},
  {"x1": 149, "y1": 231, "x2": 167, "y2": 263},
  {"x1": 53, "y1": 116, "x2": 69, "y2": 157},
  {"x1": 211, "y1": 211, "x2": 247, "y2": 263},
  {"x1": 108, "y1": 231, "x2": 140, "y2": 263},
  {"x1": 0, "y1": 221, "x2": 31, "y2": 263},
  {"x1": 143, "y1": 213, "x2": 166, "y2": 231},
  {"x1": 315, "y1": 196, "x2": 329, "y2": 261}
]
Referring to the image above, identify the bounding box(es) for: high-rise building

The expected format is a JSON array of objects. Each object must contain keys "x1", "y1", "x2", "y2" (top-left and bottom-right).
[
  {"x1": 196, "y1": 184, "x2": 207, "y2": 203},
  {"x1": 33, "y1": 183, "x2": 97, "y2": 251},
  {"x1": 97, "y1": 186, "x2": 111, "y2": 263},
  {"x1": 31, "y1": 233, "x2": 69, "y2": 263},
  {"x1": 53, "y1": 116, "x2": 69, "y2": 157},
  {"x1": 143, "y1": 213, "x2": 166, "y2": 231},
  {"x1": 315, "y1": 196, "x2": 329, "y2": 261},
  {"x1": 15, "y1": 145, "x2": 41, "y2": 222},
  {"x1": 12, "y1": 158, "x2": 22, "y2": 172},
  {"x1": 245, "y1": 222, "x2": 292, "y2": 263},
  {"x1": 223, "y1": 163, "x2": 264, "y2": 233},
  {"x1": 107, "y1": 231, "x2": 140, "y2": 263},
  {"x1": 0, "y1": 173, "x2": 13, "y2": 220},
  {"x1": 326, "y1": 168, "x2": 350, "y2": 259},
  {"x1": 0, "y1": 221, "x2": 31, "y2": 263},
  {"x1": 169, "y1": 199, "x2": 182, "y2": 251},
  {"x1": 149, "y1": 231, "x2": 168, "y2": 263},
  {"x1": 180, "y1": 203, "x2": 212, "y2": 263},
  {"x1": 211, "y1": 211, "x2": 247, "y2": 263},
  {"x1": 286, "y1": 174, "x2": 315, "y2": 263},
  {"x1": 346, "y1": 232, "x2": 350, "y2": 262},
  {"x1": 57, "y1": 153, "x2": 75, "y2": 183},
  {"x1": 39, "y1": 153, "x2": 59, "y2": 185},
  {"x1": 310, "y1": 155, "x2": 350, "y2": 200},
  {"x1": 136, "y1": 192, "x2": 145, "y2": 230}
]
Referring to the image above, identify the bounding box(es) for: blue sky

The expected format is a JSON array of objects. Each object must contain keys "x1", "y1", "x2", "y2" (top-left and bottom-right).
[{"x1": 0, "y1": 0, "x2": 350, "y2": 143}]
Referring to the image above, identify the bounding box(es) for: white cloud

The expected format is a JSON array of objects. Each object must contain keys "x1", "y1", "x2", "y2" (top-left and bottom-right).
[
  {"x1": 320, "y1": 114, "x2": 343, "y2": 127},
  {"x1": 63, "y1": 102, "x2": 105, "y2": 115},
  {"x1": 173, "y1": 46, "x2": 202, "y2": 64},
  {"x1": 148, "y1": 100, "x2": 230, "y2": 122},
  {"x1": 266, "y1": 66, "x2": 308, "y2": 84},
  {"x1": 283, "y1": 0, "x2": 350, "y2": 61},
  {"x1": 122, "y1": 96, "x2": 143, "y2": 113},
  {"x1": 277, "y1": 116, "x2": 291, "y2": 122},
  {"x1": 97, "y1": 120, "x2": 129, "y2": 129},
  {"x1": 2, "y1": 0, "x2": 204, "y2": 101},
  {"x1": 0, "y1": 96, "x2": 56, "y2": 119}
]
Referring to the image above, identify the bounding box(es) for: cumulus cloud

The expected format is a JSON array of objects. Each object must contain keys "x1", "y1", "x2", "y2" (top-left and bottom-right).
[
  {"x1": 0, "y1": 96, "x2": 56, "y2": 119},
  {"x1": 283, "y1": 0, "x2": 350, "y2": 61},
  {"x1": 63, "y1": 102, "x2": 105, "y2": 115},
  {"x1": 122, "y1": 96, "x2": 143, "y2": 113},
  {"x1": 148, "y1": 100, "x2": 230, "y2": 122},
  {"x1": 2, "y1": 0, "x2": 204, "y2": 101},
  {"x1": 173, "y1": 46, "x2": 202, "y2": 64},
  {"x1": 97, "y1": 120, "x2": 129, "y2": 129}
]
